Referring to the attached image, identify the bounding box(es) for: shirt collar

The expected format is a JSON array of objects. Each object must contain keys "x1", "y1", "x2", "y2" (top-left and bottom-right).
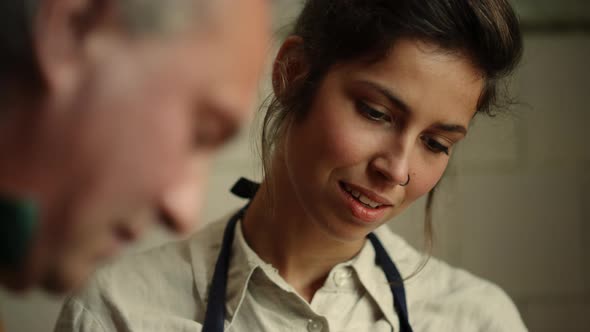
[
  {"x1": 232, "y1": 221, "x2": 407, "y2": 330},
  {"x1": 225, "y1": 219, "x2": 261, "y2": 321},
  {"x1": 188, "y1": 212, "x2": 250, "y2": 327},
  {"x1": 190, "y1": 213, "x2": 417, "y2": 330},
  {"x1": 349, "y1": 231, "x2": 400, "y2": 331}
]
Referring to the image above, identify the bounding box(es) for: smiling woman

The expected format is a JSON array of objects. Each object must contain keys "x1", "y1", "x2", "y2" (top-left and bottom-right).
[
  {"x1": 267, "y1": 37, "x2": 482, "y2": 247},
  {"x1": 55, "y1": 1, "x2": 525, "y2": 331},
  {"x1": 261, "y1": 0, "x2": 523, "y2": 253}
]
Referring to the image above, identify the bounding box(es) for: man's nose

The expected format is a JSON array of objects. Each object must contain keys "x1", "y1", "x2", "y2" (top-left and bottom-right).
[{"x1": 156, "y1": 158, "x2": 209, "y2": 234}]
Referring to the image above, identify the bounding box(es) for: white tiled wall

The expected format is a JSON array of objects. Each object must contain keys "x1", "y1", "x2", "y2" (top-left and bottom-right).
[
  {"x1": 407, "y1": 35, "x2": 590, "y2": 330},
  {"x1": 583, "y1": 173, "x2": 590, "y2": 291},
  {"x1": 373, "y1": 33, "x2": 590, "y2": 330},
  {"x1": 520, "y1": 298, "x2": 590, "y2": 332}
]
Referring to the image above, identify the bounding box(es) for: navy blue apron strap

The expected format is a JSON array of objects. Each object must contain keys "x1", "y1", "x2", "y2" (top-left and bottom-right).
[
  {"x1": 201, "y1": 208, "x2": 241, "y2": 332},
  {"x1": 202, "y1": 178, "x2": 257, "y2": 332},
  {"x1": 230, "y1": 177, "x2": 260, "y2": 200},
  {"x1": 203, "y1": 178, "x2": 413, "y2": 332},
  {"x1": 368, "y1": 233, "x2": 414, "y2": 332}
]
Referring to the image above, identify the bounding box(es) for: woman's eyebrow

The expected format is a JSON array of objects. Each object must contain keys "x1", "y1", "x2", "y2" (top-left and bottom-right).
[
  {"x1": 357, "y1": 80, "x2": 468, "y2": 135},
  {"x1": 357, "y1": 80, "x2": 412, "y2": 115},
  {"x1": 433, "y1": 123, "x2": 468, "y2": 135}
]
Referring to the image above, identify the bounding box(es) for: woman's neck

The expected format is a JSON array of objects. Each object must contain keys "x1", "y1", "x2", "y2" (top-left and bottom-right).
[{"x1": 241, "y1": 177, "x2": 365, "y2": 302}]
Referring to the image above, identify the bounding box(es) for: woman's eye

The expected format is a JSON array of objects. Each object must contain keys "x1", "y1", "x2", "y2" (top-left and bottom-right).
[
  {"x1": 357, "y1": 101, "x2": 392, "y2": 123},
  {"x1": 422, "y1": 136, "x2": 450, "y2": 155}
]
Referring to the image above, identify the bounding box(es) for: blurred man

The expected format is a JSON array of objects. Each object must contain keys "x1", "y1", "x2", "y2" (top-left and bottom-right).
[{"x1": 0, "y1": 0, "x2": 269, "y2": 293}]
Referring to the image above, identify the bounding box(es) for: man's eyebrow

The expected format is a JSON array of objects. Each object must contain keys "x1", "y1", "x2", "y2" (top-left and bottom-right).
[{"x1": 357, "y1": 80, "x2": 468, "y2": 135}]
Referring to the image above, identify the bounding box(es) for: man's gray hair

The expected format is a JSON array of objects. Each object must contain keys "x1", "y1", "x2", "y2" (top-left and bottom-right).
[
  {"x1": 0, "y1": 0, "x2": 208, "y2": 84},
  {"x1": 29, "y1": 0, "x2": 207, "y2": 33}
]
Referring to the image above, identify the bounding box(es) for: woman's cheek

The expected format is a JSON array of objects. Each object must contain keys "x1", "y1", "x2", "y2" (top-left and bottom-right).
[
  {"x1": 408, "y1": 160, "x2": 447, "y2": 202},
  {"x1": 325, "y1": 129, "x2": 368, "y2": 165},
  {"x1": 308, "y1": 114, "x2": 355, "y2": 164}
]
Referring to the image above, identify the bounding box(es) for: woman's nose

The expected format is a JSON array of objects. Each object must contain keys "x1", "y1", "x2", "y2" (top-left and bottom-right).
[{"x1": 369, "y1": 142, "x2": 411, "y2": 187}]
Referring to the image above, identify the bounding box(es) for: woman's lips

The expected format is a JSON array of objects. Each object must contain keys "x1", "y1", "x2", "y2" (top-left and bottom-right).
[{"x1": 338, "y1": 181, "x2": 392, "y2": 223}]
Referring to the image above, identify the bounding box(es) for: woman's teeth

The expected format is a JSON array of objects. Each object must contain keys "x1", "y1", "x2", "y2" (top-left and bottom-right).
[
  {"x1": 359, "y1": 195, "x2": 381, "y2": 208},
  {"x1": 343, "y1": 184, "x2": 382, "y2": 208}
]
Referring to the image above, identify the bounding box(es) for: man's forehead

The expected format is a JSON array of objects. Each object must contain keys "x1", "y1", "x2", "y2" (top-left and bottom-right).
[
  {"x1": 119, "y1": 0, "x2": 208, "y2": 36},
  {"x1": 26, "y1": 0, "x2": 210, "y2": 36}
]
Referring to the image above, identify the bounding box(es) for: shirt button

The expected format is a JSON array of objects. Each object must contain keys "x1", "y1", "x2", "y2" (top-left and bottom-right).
[
  {"x1": 333, "y1": 269, "x2": 351, "y2": 287},
  {"x1": 307, "y1": 319, "x2": 323, "y2": 332}
]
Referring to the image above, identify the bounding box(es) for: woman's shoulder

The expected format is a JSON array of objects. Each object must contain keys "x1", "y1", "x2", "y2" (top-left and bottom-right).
[{"x1": 373, "y1": 226, "x2": 527, "y2": 331}]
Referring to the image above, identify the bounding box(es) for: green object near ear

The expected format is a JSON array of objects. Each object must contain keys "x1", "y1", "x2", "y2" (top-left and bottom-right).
[{"x1": 0, "y1": 195, "x2": 38, "y2": 268}]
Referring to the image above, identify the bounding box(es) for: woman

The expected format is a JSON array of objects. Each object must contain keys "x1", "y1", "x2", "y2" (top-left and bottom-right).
[{"x1": 55, "y1": 0, "x2": 525, "y2": 331}]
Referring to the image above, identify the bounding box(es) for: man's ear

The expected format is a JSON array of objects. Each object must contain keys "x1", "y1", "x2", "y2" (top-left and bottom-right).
[
  {"x1": 272, "y1": 36, "x2": 309, "y2": 99},
  {"x1": 32, "y1": 0, "x2": 114, "y2": 103}
]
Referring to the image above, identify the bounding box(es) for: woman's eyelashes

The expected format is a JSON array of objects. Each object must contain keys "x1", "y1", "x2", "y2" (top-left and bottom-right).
[
  {"x1": 421, "y1": 136, "x2": 450, "y2": 155},
  {"x1": 356, "y1": 101, "x2": 393, "y2": 123},
  {"x1": 356, "y1": 99, "x2": 452, "y2": 156}
]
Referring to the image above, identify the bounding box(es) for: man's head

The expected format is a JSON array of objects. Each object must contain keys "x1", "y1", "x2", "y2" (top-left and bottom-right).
[{"x1": 0, "y1": 0, "x2": 269, "y2": 292}]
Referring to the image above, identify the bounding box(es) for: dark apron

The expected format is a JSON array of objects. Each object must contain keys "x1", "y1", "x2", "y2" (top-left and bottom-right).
[
  {"x1": 0, "y1": 196, "x2": 37, "y2": 269},
  {"x1": 202, "y1": 178, "x2": 413, "y2": 332}
]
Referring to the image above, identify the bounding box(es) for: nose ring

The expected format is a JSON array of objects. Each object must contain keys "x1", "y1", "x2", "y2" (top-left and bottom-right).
[{"x1": 400, "y1": 174, "x2": 410, "y2": 187}]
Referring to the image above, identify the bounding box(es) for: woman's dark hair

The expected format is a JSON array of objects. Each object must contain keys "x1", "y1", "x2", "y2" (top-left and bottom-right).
[{"x1": 260, "y1": 0, "x2": 523, "y2": 265}]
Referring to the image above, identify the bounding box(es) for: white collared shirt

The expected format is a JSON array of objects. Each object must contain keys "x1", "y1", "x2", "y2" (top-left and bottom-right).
[{"x1": 54, "y1": 212, "x2": 527, "y2": 332}]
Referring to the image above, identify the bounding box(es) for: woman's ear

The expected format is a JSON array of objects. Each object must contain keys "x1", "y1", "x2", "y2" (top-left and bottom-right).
[
  {"x1": 272, "y1": 36, "x2": 309, "y2": 99},
  {"x1": 32, "y1": 0, "x2": 114, "y2": 104}
]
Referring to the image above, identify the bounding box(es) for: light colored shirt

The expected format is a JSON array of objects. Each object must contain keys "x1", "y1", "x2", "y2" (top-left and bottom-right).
[{"x1": 54, "y1": 212, "x2": 527, "y2": 332}]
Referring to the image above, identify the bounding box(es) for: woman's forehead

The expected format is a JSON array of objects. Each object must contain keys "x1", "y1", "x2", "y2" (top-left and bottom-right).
[{"x1": 322, "y1": 40, "x2": 482, "y2": 123}]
